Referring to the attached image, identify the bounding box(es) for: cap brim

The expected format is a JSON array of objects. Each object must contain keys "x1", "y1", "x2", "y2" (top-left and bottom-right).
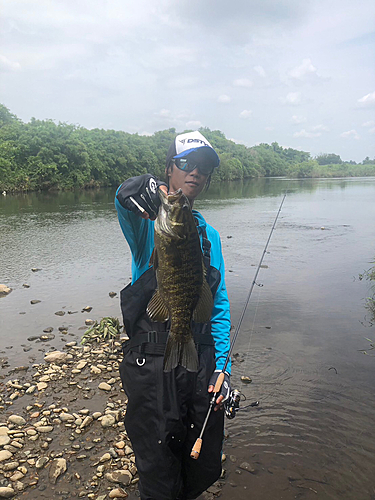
[{"x1": 173, "y1": 146, "x2": 220, "y2": 168}]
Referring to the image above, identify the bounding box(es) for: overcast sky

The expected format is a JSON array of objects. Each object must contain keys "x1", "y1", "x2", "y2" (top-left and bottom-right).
[{"x1": 1, "y1": 0, "x2": 374, "y2": 162}]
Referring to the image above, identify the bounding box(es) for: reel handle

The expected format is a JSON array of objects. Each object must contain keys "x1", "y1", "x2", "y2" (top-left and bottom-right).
[{"x1": 213, "y1": 372, "x2": 225, "y2": 393}]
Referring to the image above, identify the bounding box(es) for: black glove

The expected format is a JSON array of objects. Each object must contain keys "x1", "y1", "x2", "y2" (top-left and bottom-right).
[
  {"x1": 208, "y1": 370, "x2": 231, "y2": 403},
  {"x1": 116, "y1": 174, "x2": 167, "y2": 220}
]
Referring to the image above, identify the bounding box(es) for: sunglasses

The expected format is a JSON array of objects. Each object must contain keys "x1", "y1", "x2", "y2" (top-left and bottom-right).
[{"x1": 173, "y1": 157, "x2": 216, "y2": 176}]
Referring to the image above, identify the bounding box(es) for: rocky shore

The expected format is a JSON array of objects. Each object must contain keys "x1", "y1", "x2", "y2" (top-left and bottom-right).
[{"x1": 0, "y1": 336, "x2": 224, "y2": 499}]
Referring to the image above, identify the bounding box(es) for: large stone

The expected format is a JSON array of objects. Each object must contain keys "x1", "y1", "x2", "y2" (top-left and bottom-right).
[
  {"x1": 0, "y1": 450, "x2": 13, "y2": 462},
  {"x1": 8, "y1": 415, "x2": 26, "y2": 426},
  {"x1": 44, "y1": 351, "x2": 68, "y2": 364},
  {"x1": 0, "y1": 285, "x2": 12, "y2": 296},
  {"x1": 0, "y1": 428, "x2": 9, "y2": 436},
  {"x1": 0, "y1": 487, "x2": 15, "y2": 498},
  {"x1": 48, "y1": 458, "x2": 67, "y2": 484}
]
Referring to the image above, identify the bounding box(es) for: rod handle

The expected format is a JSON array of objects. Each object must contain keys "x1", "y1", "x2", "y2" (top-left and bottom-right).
[
  {"x1": 190, "y1": 438, "x2": 202, "y2": 460},
  {"x1": 214, "y1": 372, "x2": 225, "y2": 393}
]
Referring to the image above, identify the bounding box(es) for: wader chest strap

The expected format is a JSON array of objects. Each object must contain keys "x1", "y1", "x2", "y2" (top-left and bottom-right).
[{"x1": 125, "y1": 331, "x2": 214, "y2": 356}]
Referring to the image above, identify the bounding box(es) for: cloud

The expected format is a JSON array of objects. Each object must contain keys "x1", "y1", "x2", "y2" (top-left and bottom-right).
[
  {"x1": 288, "y1": 58, "x2": 321, "y2": 82},
  {"x1": 254, "y1": 65, "x2": 266, "y2": 77},
  {"x1": 369, "y1": 127, "x2": 375, "y2": 134},
  {"x1": 155, "y1": 109, "x2": 171, "y2": 117},
  {"x1": 0, "y1": 54, "x2": 21, "y2": 71},
  {"x1": 239, "y1": 110, "x2": 252, "y2": 119},
  {"x1": 312, "y1": 124, "x2": 329, "y2": 132},
  {"x1": 291, "y1": 115, "x2": 307, "y2": 124},
  {"x1": 358, "y1": 91, "x2": 375, "y2": 106},
  {"x1": 218, "y1": 94, "x2": 231, "y2": 103},
  {"x1": 362, "y1": 120, "x2": 375, "y2": 127},
  {"x1": 265, "y1": 126, "x2": 274, "y2": 131},
  {"x1": 294, "y1": 129, "x2": 321, "y2": 138},
  {"x1": 186, "y1": 120, "x2": 202, "y2": 129},
  {"x1": 340, "y1": 129, "x2": 360, "y2": 139},
  {"x1": 285, "y1": 92, "x2": 302, "y2": 105},
  {"x1": 233, "y1": 78, "x2": 252, "y2": 88}
]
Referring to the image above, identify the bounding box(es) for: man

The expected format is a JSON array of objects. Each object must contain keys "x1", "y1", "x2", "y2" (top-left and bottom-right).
[{"x1": 115, "y1": 131, "x2": 231, "y2": 500}]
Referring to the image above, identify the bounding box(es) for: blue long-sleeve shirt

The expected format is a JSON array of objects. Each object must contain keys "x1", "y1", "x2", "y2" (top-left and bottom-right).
[{"x1": 115, "y1": 194, "x2": 231, "y2": 373}]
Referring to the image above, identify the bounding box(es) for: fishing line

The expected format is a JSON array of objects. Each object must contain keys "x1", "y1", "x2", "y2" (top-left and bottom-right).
[
  {"x1": 240, "y1": 277, "x2": 262, "y2": 380},
  {"x1": 191, "y1": 189, "x2": 288, "y2": 459}
]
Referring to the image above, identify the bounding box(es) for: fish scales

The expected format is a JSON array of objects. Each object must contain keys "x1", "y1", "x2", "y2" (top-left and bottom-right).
[{"x1": 147, "y1": 189, "x2": 213, "y2": 372}]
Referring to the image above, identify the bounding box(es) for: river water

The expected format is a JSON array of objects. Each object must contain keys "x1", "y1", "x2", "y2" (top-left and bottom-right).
[{"x1": 1, "y1": 178, "x2": 375, "y2": 499}]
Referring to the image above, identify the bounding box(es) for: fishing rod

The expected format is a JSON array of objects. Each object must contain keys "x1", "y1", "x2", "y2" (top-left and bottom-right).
[{"x1": 190, "y1": 190, "x2": 288, "y2": 460}]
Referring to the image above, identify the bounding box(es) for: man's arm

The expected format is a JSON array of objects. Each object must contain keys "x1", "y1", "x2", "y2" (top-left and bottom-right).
[{"x1": 115, "y1": 174, "x2": 167, "y2": 280}]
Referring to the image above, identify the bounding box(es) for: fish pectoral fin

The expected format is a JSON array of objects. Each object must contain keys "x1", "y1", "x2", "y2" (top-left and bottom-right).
[
  {"x1": 149, "y1": 248, "x2": 158, "y2": 270},
  {"x1": 192, "y1": 279, "x2": 214, "y2": 323},
  {"x1": 147, "y1": 290, "x2": 169, "y2": 322}
]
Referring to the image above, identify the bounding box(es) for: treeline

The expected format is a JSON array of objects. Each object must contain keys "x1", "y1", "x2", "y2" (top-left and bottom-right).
[{"x1": 0, "y1": 104, "x2": 374, "y2": 192}]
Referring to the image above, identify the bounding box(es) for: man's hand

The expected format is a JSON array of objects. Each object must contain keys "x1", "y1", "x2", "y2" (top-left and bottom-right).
[
  {"x1": 208, "y1": 370, "x2": 231, "y2": 411},
  {"x1": 117, "y1": 174, "x2": 168, "y2": 220}
]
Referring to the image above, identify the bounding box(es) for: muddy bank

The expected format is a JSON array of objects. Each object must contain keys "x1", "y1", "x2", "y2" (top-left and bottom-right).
[{"x1": 0, "y1": 337, "x2": 224, "y2": 499}]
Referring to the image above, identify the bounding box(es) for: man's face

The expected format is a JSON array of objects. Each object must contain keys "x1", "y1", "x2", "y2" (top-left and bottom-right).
[{"x1": 167, "y1": 163, "x2": 208, "y2": 202}]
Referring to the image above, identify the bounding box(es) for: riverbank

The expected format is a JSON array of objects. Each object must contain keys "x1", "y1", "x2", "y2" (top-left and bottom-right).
[{"x1": 0, "y1": 336, "x2": 225, "y2": 500}]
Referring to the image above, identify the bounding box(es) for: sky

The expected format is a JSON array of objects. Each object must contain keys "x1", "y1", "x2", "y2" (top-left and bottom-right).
[{"x1": 1, "y1": 0, "x2": 374, "y2": 163}]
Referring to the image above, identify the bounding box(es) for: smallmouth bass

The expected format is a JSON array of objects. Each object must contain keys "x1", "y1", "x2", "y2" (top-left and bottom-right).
[{"x1": 147, "y1": 189, "x2": 213, "y2": 372}]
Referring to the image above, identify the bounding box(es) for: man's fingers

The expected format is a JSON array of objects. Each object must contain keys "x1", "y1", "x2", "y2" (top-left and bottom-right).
[
  {"x1": 159, "y1": 185, "x2": 168, "y2": 195},
  {"x1": 216, "y1": 395, "x2": 224, "y2": 405},
  {"x1": 208, "y1": 385, "x2": 214, "y2": 393}
]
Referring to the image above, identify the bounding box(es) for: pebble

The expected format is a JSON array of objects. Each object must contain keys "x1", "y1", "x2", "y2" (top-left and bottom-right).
[
  {"x1": 0, "y1": 428, "x2": 9, "y2": 436},
  {"x1": 10, "y1": 471, "x2": 24, "y2": 482},
  {"x1": 101, "y1": 415, "x2": 116, "y2": 428},
  {"x1": 98, "y1": 382, "x2": 111, "y2": 392},
  {"x1": 8, "y1": 415, "x2": 26, "y2": 426},
  {"x1": 60, "y1": 413, "x2": 75, "y2": 422},
  {"x1": 99, "y1": 453, "x2": 111, "y2": 463},
  {"x1": 91, "y1": 366, "x2": 102, "y2": 375},
  {"x1": 25, "y1": 386, "x2": 36, "y2": 394},
  {"x1": 55, "y1": 311, "x2": 65, "y2": 316},
  {"x1": 80, "y1": 416, "x2": 93, "y2": 429},
  {"x1": 108, "y1": 488, "x2": 128, "y2": 498},
  {"x1": 37, "y1": 426, "x2": 54, "y2": 433},
  {"x1": 36, "y1": 382, "x2": 48, "y2": 391},
  {"x1": 0, "y1": 436, "x2": 11, "y2": 446},
  {"x1": 105, "y1": 470, "x2": 132, "y2": 486},
  {"x1": 48, "y1": 458, "x2": 67, "y2": 484},
  {"x1": 0, "y1": 487, "x2": 15, "y2": 498},
  {"x1": 0, "y1": 450, "x2": 13, "y2": 462},
  {"x1": 239, "y1": 461, "x2": 256, "y2": 473},
  {"x1": 2, "y1": 462, "x2": 19, "y2": 472},
  {"x1": 85, "y1": 319, "x2": 95, "y2": 325},
  {"x1": 30, "y1": 300, "x2": 41, "y2": 305},
  {"x1": 44, "y1": 351, "x2": 68, "y2": 364}
]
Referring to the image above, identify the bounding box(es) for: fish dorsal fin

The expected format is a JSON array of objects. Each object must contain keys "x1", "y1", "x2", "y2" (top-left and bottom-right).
[
  {"x1": 147, "y1": 289, "x2": 169, "y2": 322},
  {"x1": 192, "y1": 278, "x2": 214, "y2": 323}
]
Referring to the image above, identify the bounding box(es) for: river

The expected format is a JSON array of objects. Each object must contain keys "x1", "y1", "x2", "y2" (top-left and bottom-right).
[{"x1": 1, "y1": 177, "x2": 375, "y2": 499}]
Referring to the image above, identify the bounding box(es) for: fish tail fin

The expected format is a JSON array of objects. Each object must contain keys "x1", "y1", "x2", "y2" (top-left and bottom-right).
[{"x1": 163, "y1": 336, "x2": 198, "y2": 373}]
